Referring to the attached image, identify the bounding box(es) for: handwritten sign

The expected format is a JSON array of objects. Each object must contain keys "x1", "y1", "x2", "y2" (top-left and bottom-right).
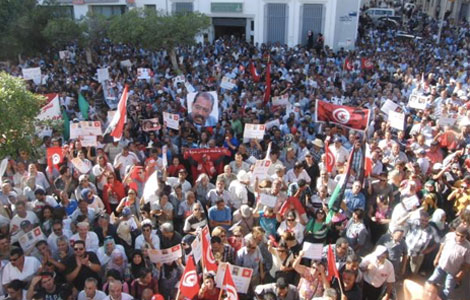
[
  {"x1": 220, "y1": 76, "x2": 237, "y2": 90},
  {"x1": 22, "y1": 67, "x2": 42, "y2": 85},
  {"x1": 97, "y1": 68, "x2": 110, "y2": 83},
  {"x1": 389, "y1": 110, "x2": 405, "y2": 131}
]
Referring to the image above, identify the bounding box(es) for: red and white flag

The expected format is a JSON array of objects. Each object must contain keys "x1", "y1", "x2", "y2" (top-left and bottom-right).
[
  {"x1": 201, "y1": 225, "x2": 218, "y2": 272},
  {"x1": 325, "y1": 140, "x2": 335, "y2": 173},
  {"x1": 263, "y1": 59, "x2": 271, "y2": 104},
  {"x1": 343, "y1": 58, "x2": 353, "y2": 71},
  {"x1": 361, "y1": 57, "x2": 374, "y2": 70},
  {"x1": 46, "y1": 147, "x2": 64, "y2": 172},
  {"x1": 364, "y1": 143, "x2": 373, "y2": 177},
  {"x1": 315, "y1": 100, "x2": 370, "y2": 131},
  {"x1": 105, "y1": 85, "x2": 129, "y2": 141},
  {"x1": 221, "y1": 264, "x2": 239, "y2": 300},
  {"x1": 178, "y1": 255, "x2": 199, "y2": 299},
  {"x1": 250, "y1": 62, "x2": 260, "y2": 82}
]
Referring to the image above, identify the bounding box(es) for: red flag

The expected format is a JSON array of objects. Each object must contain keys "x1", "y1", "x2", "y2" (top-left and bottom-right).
[
  {"x1": 250, "y1": 62, "x2": 260, "y2": 82},
  {"x1": 201, "y1": 225, "x2": 218, "y2": 272},
  {"x1": 46, "y1": 147, "x2": 64, "y2": 172},
  {"x1": 315, "y1": 100, "x2": 370, "y2": 131},
  {"x1": 178, "y1": 255, "x2": 199, "y2": 299},
  {"x1": 106, "y1": 85, "x2": 129, "y2": 140},
  {"x1": 263, "y1": 59, "x2": 271, "y2": 104},
  {"x1": 327, "y1": 244, "x2": 340, "y2": 281},
  {"x1": 343, "y1": 58, "x2": 353, "y2": 71},
  {"x1": 325, "y1": 140, "x2": 335, "y2": 173},
  {"x1": 361, "y1": 58, "x2": 374, "y2": 70},
  {"x1": 364, "y1": 144, "x2": 373, "y2": 177},
  {"x1": 222, "y1": 264, "x2": 239, "y2": 300},
  {"x1": 279, "y1": 196, "x2": 306, "y2": 216}
]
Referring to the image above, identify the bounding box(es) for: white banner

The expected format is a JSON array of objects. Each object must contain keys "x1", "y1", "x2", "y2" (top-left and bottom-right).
[
  {"x1": 215, "y1": 263, "x2": 253, "y2": 294},
  {"x1": 408, "y1": 93, "x2": 428, "y2": 110},
  {"x1": 402, "y1": 195, "x2": 420, "y2": 211},
  {"x1": 272, "y1": 94, "x2": 289, "y2": 106},
  {"x1": 220, "y1": 76, "x2": 237, "y2": 90},
  {"x1": 190, "y1": 233, "x2": 202, "y2": 264},
  {"x1": 388, "y1": 110, "x2": 405, "y2": 131},
  {"x1": 302, "y1": 242, "x2": 323, "y2": 260},
  {"x1": 22, "y1": 67, "x2": 42, "y2": 85},
  {"x1": 71, "y1": 157, "x2": 92, "y2": 174},
  {"x1": 381, "y1": 99, "x2": 400, "y2": 115},
  {"x1": 19, "y1": 227, "x2": 46, "y2": 253},
  {"x1": 439, "y1": 115, "x2": 457, "y2": 127},
  {"x1": 148, "y1": 244, "x2": 182, "y2": 264},
  {"x1": 243, "y1": 124, "x2": 266, "y2": 140},
  {"x1": 259, "y1": 193, "x2": 277, "y2": 208},
  {"x1": 137, "y1": 68, "x2": 151, "y2": 80},
  {"x1": 80, "y1": 135, "x2": 97, "y2": 147},
  {"x1": 252, "y1": 159, "x2": 272, "y2": 181},
  {"x1": 70, "y1": 121, "x2": 102, "y2": 140},
  {"x1": 163, "y1": 112, "x2": 180, "y2": 130},
  {"x1": 37, "y1": 94, "x2": 61, "y2": 121},
  {"x1": 120, "y1": 60, "x2": 132, "y2": 68},
  {"x1": 59, "y1": 50, "x2": 71, "y2": 60},
  {"x1": 97, "y1": 68, "x2": 110, "y2": 83}
]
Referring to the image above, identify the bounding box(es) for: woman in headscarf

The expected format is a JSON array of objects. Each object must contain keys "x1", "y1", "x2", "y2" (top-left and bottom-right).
[
  {"x1": 130, "y1": 250, "x2": 150, "y2": 281},
  {"x1": 106, "y1": 249, "x2": 130, "y2": 281}
]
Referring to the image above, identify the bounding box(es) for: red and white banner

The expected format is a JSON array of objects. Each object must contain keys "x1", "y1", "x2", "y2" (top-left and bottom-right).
[
  {"x1": 37, "y1": 94, "x2": 61, "y2": 121},
  {"x1": 361, "y1": 57, "x2": 374, "y2": 70},
  {"x1": 148, "y1": 244, "x2": 182, "y2": 264},
  {"x1": 315, "y1": 100, "x2": 370, "y2": 131},
  {"x1": 201, "y1": 225, "x2": 218, "y2": 273},
  {"x1": 178, "y1": 255, "x2": 199, "y2": 299}
]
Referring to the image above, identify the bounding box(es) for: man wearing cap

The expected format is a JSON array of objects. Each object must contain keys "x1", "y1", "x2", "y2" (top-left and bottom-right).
[
  {"x1": 360, "y1": 245, "x2": 395, "y2": 300},
  {"x1": 74, "y1": 174, "x2": 98, "y2": 202},
  {"x1": 311, "y1": 138, "x2": 325, "y2": 163},
  {"x1": 254, "y1": 277, "x2": 298, "y2": 300},
  {"x1": 428, "y1": 224, "x2": 470, "y2": 299}
]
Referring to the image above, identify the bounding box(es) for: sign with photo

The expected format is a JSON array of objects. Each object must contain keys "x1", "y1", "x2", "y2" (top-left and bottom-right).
[
  {"x1": 70, "y1": 121, "x2": 102, "y2": 140},
  {"x1": 215, "y1": 263, "x2": 253, "y2": 294},
  {"x1": 142, "y1": 118, "x2": 161, "y2": 132},
  {"x1": 163, "y1": 112, "x2": 180, "y2": 130},
  {"x1": 148, "y1": 244, "x2": 182, "y2": 264},
  {"x1": 243, "y1": 124, "x2": 266, "y2": 140},
  {"x1": 220, "y1": 76, "x2": 237, "y2": 90},
  {"x1": 59, "y1": 50, "x2": 71, "y2": 60},
  {"x1": 187, "y1": 91, "x2": 219, "y2": 127},
  {"x1": 172, "y1": 75, "x2": 185, "y2": 87},
  {"x1": 19, "y1": 227, "x2": 46, "y2": 253},
  {"x1": 252, "y1": 159, "x2": 271, "y2": 181},
  {"x1": 137, "y1": 68, "x2": 152, "y2": 80},
  {"x1": 408, "y1": 93, "x2": 428, "y2": 110}
]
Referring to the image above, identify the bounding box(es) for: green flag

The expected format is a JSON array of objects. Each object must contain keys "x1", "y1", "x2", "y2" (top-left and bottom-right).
[
  {"x1": 326, "y1": 147, "x2": 355, "y2": 223},
  {"x1": 62, "y1": 109, "x2": 70, "y2": 141},
  {"x1": 78, "y1": 93, "x2": 89, "y2": 120}
]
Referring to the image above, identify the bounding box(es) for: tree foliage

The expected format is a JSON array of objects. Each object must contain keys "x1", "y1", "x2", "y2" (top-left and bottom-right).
[
  {"x1": 0, "y1": 73, "x2": 44, "y2": 158},
  {"x1": 80, "y1": 13, "x2": 111, "y2": 48},
  {"x1": 42, "y1": 18, "x2": 82, "y2": 49}
]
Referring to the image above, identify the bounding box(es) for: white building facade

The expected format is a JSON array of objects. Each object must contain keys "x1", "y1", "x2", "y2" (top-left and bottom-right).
[
  {"x1": 52, "y1": 0, "x2": 361, "y2": 51},
  {"x1": 418, "y1": 0, "x2": 470, "y2": 22}
]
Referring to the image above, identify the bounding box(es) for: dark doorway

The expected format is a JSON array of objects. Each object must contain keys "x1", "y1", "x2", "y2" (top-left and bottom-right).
[{"x1": 213, "y1": 18, "x2": 246, "y2": 39}]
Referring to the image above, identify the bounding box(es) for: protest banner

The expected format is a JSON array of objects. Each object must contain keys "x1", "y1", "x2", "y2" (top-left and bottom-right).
[
  {"x1": 162, "y1": 145, "x2": 168, "y2": 168},
  {"x1": 142, "y1": 118, "x2": 161, "y2": 132},
  {"x1": 70, "y1": 121, "x2": 102, "y2": 139},
  {"x1": 148, "y1": 244, "x2": 182, "y2": 264},
  {"x1": 220, "y1": 76, "x2": 237, "y2": 90},
  {"x1": 402, "y1": 195, "x2": 420, "y2": 211},
  {"x1": 388, "y1": 110, "x2": 405, "y2": 131},
  {"x1": 191, "y1": 232, "x2": 202, "y2": 264},
  {"x1": 22, "y1": 67, "x2": 42, "y2": 85},
  {"x1": 19, "y1": 227, "x2": 46, "y2": 253},
  {"x1": 265, "y1": 119, "x2": 280, "y2": 130},
  {"x1": 259, "y1": 193, "x2": 277, "y2": 208},
  {"x1": 439, "y1": 115, "x2": 458, "y2": 127},
  {"x1": 381, "y1": 99, "x2": 400, "y2": 115},
  {"x1": 59, "y1": 50, "x2": 71, "y2": 60},
  {"x1": 97, "y1": 68, "x2": 110, "y2": 83},
  {"x1": 120, "y1": 60, "x2": 132, "y2": 68},
  {"x1": 185, "y1": 81, "x2": 196, "y2": 93},
  {"x1": 215, "y1": 263, "x2": 253, "y2": 294},
  {"x1": 272, "y1": 94, "x2": 289, "y2": 106},
  {"x1": 302, "y1": 242, "x2": 323, "y2": 260},
  {"x1": 243, "y1": 124, "x2": 266, "y2": 140},
  {"x1": 163, "y1": 112, "x2": 180, "y2": 130},
  {"x1": 80, "y1": 135, "x2": 97, "y2": 147},
  {"x1": 408, "y1": 93, "x2": 428, "y2": 110},
  {"x1": 172, "y1": 75, "x2": 185, "y2": 87},
  {"x1": 137, "y1": 68, "x2": 151, "y2": 80},
  {"x1": 71, "y1": 157, "x2": 92, "y2": 174},
  {"x1": 252, "y1": 159, "x2": 271, "y2": 181},
  {"x1": 37, "y1": 94, "x2": 61, "y2": 121}
]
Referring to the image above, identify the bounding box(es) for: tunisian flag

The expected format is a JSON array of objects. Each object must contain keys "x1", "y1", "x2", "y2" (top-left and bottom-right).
[
  {"x1": 361, "y1": 57, "x2": 374, "y2": 70},
  {"x1": 263, "y1": 59, "x2": 271, "y2": 104},
  {"x1": 201, "y1": 225, "x2": 218, "y2": 273},
  {"x1": 46, "y1": 147, "x2": 64, "y2": 172},
  {"x1": 178, "y1": 255, "x2": 199, "y2": 299},
  {"x1": 105, "y1": 85, "x2": 128, "y2": 140},
  {"x1": 327, "y1": 244, "x2": 340, "y2": 281},
  {"x1": 325, "y1": 140, "x2": 335, "y2": 173},
  {"x1": 221, "y1": 264, "x2": 239, "y2": 300},
  {"x1": 250, "y1": 61, "x2": 260, "y2": 82},
  {"x1": 315, "y1": 100, "x2": 370, "y2": 131},
  {"x1": 343, "y1": 58, "x2": 353, "y2": 71}
]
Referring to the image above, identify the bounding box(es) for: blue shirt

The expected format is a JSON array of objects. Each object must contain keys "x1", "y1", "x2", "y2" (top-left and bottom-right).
[
  {"x1": 344, "y1": 190, "x2": 366, "y2": 216},
  {"x1": 259, "y1": 211, "x2": 278, "y2": 237},
  {"x1": 208, "y1": 206, "x2": 231, "y2": 229}
]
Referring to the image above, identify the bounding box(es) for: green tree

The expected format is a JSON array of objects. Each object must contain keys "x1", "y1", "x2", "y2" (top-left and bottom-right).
[
  {"x1": 42, "y1": 18, "x2": 82, "y2": 49},
  {"x1": 0, "y1": 73, "x2": 44, "y2": 158}
]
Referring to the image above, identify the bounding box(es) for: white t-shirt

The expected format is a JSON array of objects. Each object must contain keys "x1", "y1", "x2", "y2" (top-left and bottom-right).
[
  {"x1": 10, "y1": 211, "x2": 39, "y2": 235},
  {"x1": 2, "y1": 256, "x2": 41, "y2": 285},
  {"x1": 360, "y1": 254, "x2": 395, "y2": 288},
  {"x1": 135, "y1": 234, "x2": 160, "y2": 250},
  {"x1": 78, "y1": 290, "x2": 107, "y2": 300},
  {"x1": 70, "y1": 232, "x2": 100, "y2": 253}
]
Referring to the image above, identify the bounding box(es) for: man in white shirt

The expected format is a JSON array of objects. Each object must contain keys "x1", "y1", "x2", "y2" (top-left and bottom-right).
[
  {"x1": 78, "y1": 278, "x2": 106, "y2": 300},
  {"x1": 47, "y1": 219, "x2": 72, "y2": 253},
  {"x1": 104, "y1": 280, "x2": 133, "y2": 300},
  {"x1": 329, "y1": 137, "x2": 349, "y2": 165},
  {"x1": 165, "y1": 169, "x2": 192, "y2": 194},
  {"x1": 113, "y1": 147, "x2": 139, "y2": 179},
  {"x1": 70, "y1": 222, "x2": 100, "y2": 253},
  {"x1": 2, "y1": 247, "x2": 41, "y2": 287},
  {"x1": 10, "y1": 201, "x2": 39, "y2": 237},
  {"x1": 135, "y1": 224, "x2": 160, "y2": 250},
  {"x1": 359, "y1": 245, "x2": 395, "y2": 300}
]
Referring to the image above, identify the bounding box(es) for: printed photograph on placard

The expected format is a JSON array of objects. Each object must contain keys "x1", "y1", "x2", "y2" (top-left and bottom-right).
[{"x1": 187, "y1": 91, "x2": 219, "y2": 127}]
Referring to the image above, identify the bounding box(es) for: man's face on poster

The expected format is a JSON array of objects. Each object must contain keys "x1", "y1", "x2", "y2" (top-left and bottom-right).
[{"x1": 191, "y1": 94, "x2": 213, "y2": 125}]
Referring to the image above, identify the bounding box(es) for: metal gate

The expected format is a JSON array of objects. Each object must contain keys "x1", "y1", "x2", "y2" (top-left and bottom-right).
[
  {"x1": 265, "y1": 3, "x2": 288, "y2": 44},
  {"x1": 300, "y1": 4, "x2": 324, "y2": 45}
]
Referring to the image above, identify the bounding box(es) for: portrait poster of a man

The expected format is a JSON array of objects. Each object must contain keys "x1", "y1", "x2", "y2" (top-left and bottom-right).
[{"x1": 187, "y1": 91, "x2": 219, "y2": 127}]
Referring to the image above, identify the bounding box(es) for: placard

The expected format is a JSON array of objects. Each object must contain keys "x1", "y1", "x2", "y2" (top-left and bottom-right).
[
  {"x1": 97, "y1": 68, "x2": 110, "y2": 83},
  {"x1": 19, "y1": 227, "x2": 46, "y2": 253},
  {"x1": 388, "y1": 110, "x2": 405, "y2": 131},
  {"x1": 120, "y1": 59, "x2": 132, "y2": 68},
  {"x1": 142, "y1": 118, "x2": 161, "y2": 132},
  {"x1": 172, "y1": 75, "x2": 185, "y2": 87},
  {"x1": 70, "y1": 121, "x2": 102, "y2": 139},
  {"x1": 252, "y1": 159, "x2": 271, "y2": 181},
  {"x1": 408, "y1": 93, "x2": 428, "y2": 110},
  {"x1": 215, "y1": 263, "x2": 253, "y2": 294},
  {"x1": 220, "y1": 76, "x2": 237, "y2": 90},
  {"x1": 302, "y1": 242, "x2": 323, "y2": 260},
  {"x1": 265, "y1": 119, "x2": 280, "y2": 130},
  {"x1": 162, "y1": 145, "x2": 168, "y2": 168},
  {"x1": 185, "y1": 81, "x2": 196, "y2": 93},
  {"x1": 81, "y1": 135, "x2": 97, "y2": 147},
  {"x1": 22, "y1": 67, "x2": 42, "y2": 85},
  {"x1": 190, "y1": 233, "x2": 202, "y2": 264},
  {"x1": 402, "y1": 195, "x2": 420, "y2": 211},
  {"x1": 59, "y1": 50, "x2": 71, "y2": 60},
  {"x1": 37, "y1": 94, "x2": 61, "y2": 121},
  {"x1": 381, "y1": 99, "x2": 400, "y2": 115},
  {"x1": 148, "y1": 244, "x2": 182, "y2": 264},
  {"x1": 163, "y1": 112, "x2": 180, "y2": 130},
  {"x1": 439, "y1": 115, "x2": 457, "y2": 127},
  {"x1": 71, "y1": 157, "x2": 92, "y2": 174},
  {"x1": 137, "y1": 68, "x2": 151, "y2": 80},
  {"x1": 243, "y1": 124, "x2": 266, "y2": 140},
  {"x1": 272, "y1": 94, "x2": 289, "y2": 106},
  {"x1": 259, "y1": 193, "x2": 277, "y2": 208},
  {"x1": 187, "y1": 91, "x2": 219, "y2": 126}
]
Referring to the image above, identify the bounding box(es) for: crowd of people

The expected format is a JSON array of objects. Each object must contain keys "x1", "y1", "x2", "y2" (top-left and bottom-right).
[{"x1": 1, "y1": 2, "x2": 470, "y2": 300}]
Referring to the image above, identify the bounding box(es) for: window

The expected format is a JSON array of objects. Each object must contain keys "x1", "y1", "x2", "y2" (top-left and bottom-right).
[
  {"x1": 265, "y1": 3, "x2": 288, "y2": 44},
  {"x1": 91, "y1": 5, "x2": 127, "y2": 18},
  {"x1": 172, "y1": 2, "x2": 193, "y2": 14},
  {"x1": 144, "y1": 5, "x2": 156, "y2": 12}
]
